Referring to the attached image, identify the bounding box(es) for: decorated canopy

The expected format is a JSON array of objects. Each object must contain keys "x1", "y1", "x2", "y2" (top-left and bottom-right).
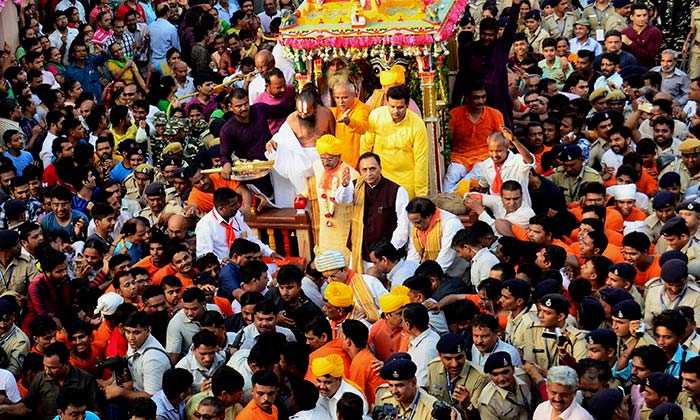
[{"x1": 278, "y1": 0, "x2": 468, "y2": 60}]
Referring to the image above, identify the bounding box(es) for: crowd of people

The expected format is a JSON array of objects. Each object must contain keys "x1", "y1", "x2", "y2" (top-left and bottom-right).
[{"x1": 0, "y1": 0, "x2": 697, "y2": 418}]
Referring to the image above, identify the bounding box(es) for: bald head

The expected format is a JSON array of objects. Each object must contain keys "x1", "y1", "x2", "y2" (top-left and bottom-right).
[
  {"x1": 255, "y1": 50, "x2": 275, "y2": 74},
  {"x1": 167, "y1": 214, "x2": 187, "y2": 240}
]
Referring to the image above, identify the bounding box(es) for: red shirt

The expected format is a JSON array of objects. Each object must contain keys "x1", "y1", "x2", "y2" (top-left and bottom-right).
[
  {"x1": 622, "y1": 25, "x2": 663, "y2": 68},
  {"x1": 115, "y1": 2, "x2": 146, "y2": 22}
]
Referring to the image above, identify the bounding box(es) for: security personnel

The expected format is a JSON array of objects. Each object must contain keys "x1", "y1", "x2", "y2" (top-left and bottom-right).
[
  {"x1": 685, "y1": 5, "x2": 700, "y2": 79},
  {"x1": 521, "y1": 294, "x2": 587, "y2": 370},
  {"x1": 657, "y1": 200, "x2": 700, "y2": 255},
  {"x1": 543, "y1": 0, "x2": 576, "y2": 38},
  {"x1": 498, "y1": 279, "x2": 538, "y2": 351},
  {"x1": 477, "y1": 352, "x2": 531, "y2": 420},
  {"x1": 376, "y1": 356, "x2": 459, "y2": 420},
  {"x1": 0, "y1": 296, "x2": 29, "y2": 377},
  {"x1": 606, "y1": 263, "x2": 644, "y2": 309},
  {"x1": 550, "y1": 145, "x2": 603, "y2": 203},
  {"x1": 579, "y1": 0, "x2": 613, "y2": 36},
  {"x1": 643, "y1": 259, "x2": 700, "y2": 327},
  {"x1": 603, "y1": 0, "x2": 631, "y2": 32},
  {"x1": 137, "y1": 182, "x2": 184, "y2": 226},
  {"x1": 659, "y1": 138, "x2": 700, "y2": 193},
  {"x1": 645, "y1": 191, "x2": 678, "y2": 245},
  {"x1": 425, "y1": 333, "x2": 488, "y2": 415},
  {"x1": 660, "y1": 217, "x2": 700, "y2": 278}
]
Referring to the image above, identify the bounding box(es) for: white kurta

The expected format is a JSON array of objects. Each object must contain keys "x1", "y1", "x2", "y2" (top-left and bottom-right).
[
  {"x1": 406, "y1": 209, "x2": 463, "y2": 274},
  {"x1": 266, "y1": 122, "x2": 319, "y2": 207}
]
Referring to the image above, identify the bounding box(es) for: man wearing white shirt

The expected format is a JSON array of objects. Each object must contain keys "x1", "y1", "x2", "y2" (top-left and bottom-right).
[
  {"x1": 195, "y1": 187, "x2": 277, "y2": 260},
  {"x1": 39, "y1": 111, "x2": 63, "y2": 168},
  {"x1": 226, "y1": 334, "x2": 281, "y2": 404},
  {"x1": 368, "y1": 242, "x2": 418, "y2": 288},
  {"x1": 452, "y1": 227, "x2": 501, "y2": 288},
  {"x1": 48, "y1": 11, "x2": 78, "y2": 65},
  {"x1": 257, "y1": 0, "x2": 280, "y2": 32},
  {"x1": 231, "y1": 299, "x2": 297, "y2": 351},
  {"x1": 405, "y1": 197, "x2": 463, "y2": 275},
  {"x1": 465, "y1": 180, "x2": 535, "y2": 229},
  {"x1": 55, "y1": 0, "x2": 86, "y2": 22},
  {"x1": 476, "y1": 131, "x2": 535, "y2": 207},
  {"x1": 175, "y1": 330, "x2": 226, "y2": 392},
  {"x1": 594, "y1": 53, "x2": 623, "y2": 90},
  {"x1": 289, "y1": 379, "x2": 332, "y2": 420},
  {"x1": 404, "y1": 303, "x2": 440, "y2": 387},
  {"x1": 533, "y1": 366, "x2": 594, "y2": 420},
  {"x1": 311, "y1": 354, "x2": 368, "y2": 419},
  {"x1": 470, "y1": 314, "x2": 522, "y2": 373},
  {"x1": 248, "y1": 51, "x2": 293, "y2": 104}
]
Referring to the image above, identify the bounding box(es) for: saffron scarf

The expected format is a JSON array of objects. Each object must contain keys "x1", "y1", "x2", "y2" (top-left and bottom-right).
[
  {"x1": 346, "y1": 268, "x2": 380, "y2": 323},
  {"x1": 350, "y1": 179, "x2": 366, "y2": 274},
  {"x1": 412, "y1": 209, "x2": 442, "y2": 262}
]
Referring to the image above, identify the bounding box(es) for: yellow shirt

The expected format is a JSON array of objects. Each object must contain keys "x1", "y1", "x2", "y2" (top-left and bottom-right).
[
  {"x1": 361, "y1": 107, "x2": 429, "y2": 198},
  {"x1": 331, "y1": 100, "x2": 370, "y2": 168},
  {"x1": 110, "y1": 124, "x2": 138, "y2": 147}
]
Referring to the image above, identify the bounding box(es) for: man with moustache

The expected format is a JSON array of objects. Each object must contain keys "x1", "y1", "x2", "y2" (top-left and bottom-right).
[
  {"x1": 266, "y1": 87, "x2": 335, "y2": 206},
  {"x1": 478, "y1": 352, "x2": 532, "y2": 420},
  {"x1": 533, "y1": 365, "x2": 594, "y2": 419}
]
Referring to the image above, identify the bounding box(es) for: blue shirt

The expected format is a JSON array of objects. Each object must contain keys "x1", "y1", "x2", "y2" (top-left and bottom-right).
[
  {"x1": 148, "y1": 18, "x2": 180, "y2": 62},
  {"x1": 64, "y1": 54, "x2": 107, "y2": 102},
  {"x1": 3, "y1": 151, "x2": 34, "y2": 175},
  {"x1": 218, "y1": 262, "x2": 241, "y2": 298},
  {"x1": 41, "y1": 210, "x2": 88, "y2": 241},
  {"x1": 569, "y1": 36, "x2": 602, "y2": 55},
  {"x1": 140, "y1": 1, "x2": 156, "y2": 24},
  {"x1": 215, "y1": 0, "x2": 240, "y2": 23},
  {"x1": 666, "y1": 344, "x2": 697, "y2": 378},
  {"x1": 110, "y1": 162, "x2": 132, "y2": 183},
  {"x1": 54, "y1": 412, "x2": 100, "y2": 420}
]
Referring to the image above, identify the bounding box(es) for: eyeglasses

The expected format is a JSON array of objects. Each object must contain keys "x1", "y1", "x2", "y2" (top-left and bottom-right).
[
  {"x1": 325, "y1": 269, "x2": 343, "y2": 280},
  {"x1": 192, "y1": 412, "x2": 219, "y2": 420}
]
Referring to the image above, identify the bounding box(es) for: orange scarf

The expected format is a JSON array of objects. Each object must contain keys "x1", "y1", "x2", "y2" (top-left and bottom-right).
[
  {"x1": 412, "y1": 210, "x2": 442, "y2": 262},
  {"x1": 345, "y1": 268, "x2": 380, "y2": 323}
]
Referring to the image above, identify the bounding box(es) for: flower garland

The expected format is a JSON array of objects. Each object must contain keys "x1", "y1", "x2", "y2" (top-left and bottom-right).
[{"x1": 319, "y1": 174, "x2": 340, "y2": 224}]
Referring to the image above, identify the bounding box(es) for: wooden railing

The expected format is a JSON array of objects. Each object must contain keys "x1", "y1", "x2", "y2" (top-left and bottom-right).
[{"x1": 244, "y1": 208, "x2": 314, "y2": 262}]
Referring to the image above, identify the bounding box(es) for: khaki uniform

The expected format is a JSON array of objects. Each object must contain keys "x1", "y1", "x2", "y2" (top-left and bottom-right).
[
  {"x1": 604, "y1": 10, "x2": 628, "y2": 33},
  {"x1": 644, "y1": 213, "x2": 664, "y2": 246},
  {"x1": 616, "y1": 333, "x2": 656, "y2": 361},
  {"x1": 123, "y1": 172, "x2": 172, "y2": 202},
  {"x1": 543, "y1": 12, "x2": 576, "y2": 38},
  {"x1": 587, "y1": 138, "x2": 610, "y2": 171},
  {"x1": 643, "y1": 279, "x2": 700, "y2": 326},
  {"x1": 521, "y1": 325, "x2": 588, "y2": 370},
  {"x1": 525, "y1": 27, "x2": 550, "y2": 54},
  {"x1": 137, "y1": 202, "x2": 183, "y2": 226},
  {"x1": 477, "y1": 377, "x2": 531, "y2": 420},
  {"x1": 0, "y1": 254, "x2": 39, "y2": 296},
  {"x1": 684, "y1": 331, "x2": 700, "y2": 353},
  {"x1": 426, "y1": 357, "x2": 488, "y2": 411},
  {"x1": 504, "y1": 305, "x2": 539, "y2": 352},
  {"x1": 579, "y1": 2, "x2": 613, "y2": 33},
  {"x1": 0, "y1": 324, "x2": 30, "y2": 376},
  {"x1": 630, "y1": 286, "x2": 645, "y2": 311},
  {"x1": 678, "y1": 390, "x2": 700, "y2": 417},
  {"x1": 689, "y1": 7, "x2": 700, "y2": 79},
  {"x1": 659, "y1": 158, "x2": 700, "y2": 193},
  {"x1": 375, "y1": 387, "x2": 452, "y2": 420},
  {"x1": 549, "y1": 166, "x2": 603, "y2": 203}
]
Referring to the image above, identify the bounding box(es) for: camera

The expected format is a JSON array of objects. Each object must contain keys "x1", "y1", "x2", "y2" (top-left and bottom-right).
[
  {"x1": 542, "y1": 328, "x2": 568, "y2": 346},
  {"x1": 371, "y1": 404, "x2": 398, "y2": 420},
  {"x1": 95, "y1": 357, "x2": 132, "y2": 385},
  {"x1": 431, "y1": 401, "x2": 452, "y2": 420},
  {"x1": 635, "y1": 321, "x2": 646, "y2": 338}
]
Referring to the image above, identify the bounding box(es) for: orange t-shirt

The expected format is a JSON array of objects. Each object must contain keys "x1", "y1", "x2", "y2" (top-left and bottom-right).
[
  {"x1": 305, "y1": 339, "x2": 352, "y2": 382},
  {"x1": 637, "y1": 168, "x2": 658, "y2": 196},
  {"x1": 186, "y1": 174, "x2": 241, "y2": 214},
  {"x1": 533, "y1": 145, "x2": 552, "y2": 174},
  {"x1": 368, "y1": 319, "x2": 407, "y2": 362},
  {"x1": 236, "y1": 399, "x2": 278, "y2": 420},
  {"x1": 448, "y1": 106, "x2": 504, "y2": 169},
  {"x1": 70, "y1": 351, "x2": 99, "y2": 376},
  {"x1": 152, "y1": 264, "x2": 194, "y2": 288},
  {"x1": 213, "y1": 296, "x2": 234, "y2": 317},
  {"x1": 619, "y1": 207, "x2": 647, "y2": 222},
  {"x1": 570, "y1": 205, "x2": 625, "y2": 234},
  {"x1": 92, "y1": 322, "x2": 113, "y2": 359},
  {"x1": 133, "y1": 255, "x2": 163, "y2": 277},
  {"x1": 348, "y1": 348, "x2": 385, "y2": 405},
  {"x1": 634, "y1": 256, "x2": 662, "y2": 289}
]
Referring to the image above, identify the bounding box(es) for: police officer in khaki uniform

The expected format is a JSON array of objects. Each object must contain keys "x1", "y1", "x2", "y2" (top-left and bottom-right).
[
  {"x1": 522, "y1": 294, "x2": 588, "y2": 370},
  {"x1": 679, "y1": 306, "x2": 700, "y2": 353},
  {"x1": 645, "y1": 191, "x2": 678, "y2": 245},
  {"x1": 684, "y1": 6, "x2": 700, "y2": 79},
  {"x1": 660, "y1": 217, "x2": 700, "y2": 278},
  {"x1": 678, "y1": 357, "x2": 700, "y2": 417},
  {"x1": 603, "y1": 0, "x2": 631, "y2": 32},
  {"x1": 425, "y1": 333, "x2": 487, "y2": 416},
  {"x1": 477, "y1": 351, "x2": 531, "y2": 420},
  {"x1": 610, "y1": 300, "x2": 657, "y2": 382},
  {"x1": 0, "y1": 296, "x2": 30, "y2": 377},
  {"x1": 659, "y1": 138, "x2": 700, "y2": 193},
  {"x1": 579, "y1": 0, "x2": 613, "y2": 38},
  {"x1": 543, "y1": 0, "x2": 576, "y2": 38},
  {"x1": 137, "y1": 182, "x2": 184, "y2": 226},
  {"x1": 549, "y1": 144, "x2": 603, "y2": 203},
  {"x1": 643, "y1": 259, "x2": 700, "y2": 327},
  {"x1": 498, "y1": 279, "x2": 539, "y2": 352},
  {"x1": 376, "y1": 355, "x2": 459, "y2": 420},
  {"x1": 524, "y1": 10, "x2": 551, "y2": 54},
  {"x1": 606, "y1": 263, "x2": 644, "y2": 310}
]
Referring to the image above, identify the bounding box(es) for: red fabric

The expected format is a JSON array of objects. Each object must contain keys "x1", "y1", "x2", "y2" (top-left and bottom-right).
[
  {"x1": 222, "y1": 220, "x2": 236, "y2": 249},
  {"x1": 491, "y1": 164, "x2": 503, "y2": 195}
]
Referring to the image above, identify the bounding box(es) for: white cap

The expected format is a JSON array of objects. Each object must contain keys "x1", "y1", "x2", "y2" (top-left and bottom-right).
[
  {"x1": 94, "y1": 292, "x2": 124, "y2": 316},
  {"x1": 623, "y1": 221, "x2": 649, "y2": 237},
  {"x1": 607, "y1": 184, "x2": 636, "y2": 201}
]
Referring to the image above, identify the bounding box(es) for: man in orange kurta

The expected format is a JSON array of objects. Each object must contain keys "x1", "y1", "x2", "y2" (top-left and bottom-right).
[
  {"x1": 329, "y1": 80, "x2": 369, "y2": 168},
  {"x1": 305, "y1": 338, "x2": 351, "y2": 382},
  {"x1": 186, "y1": 170, "x2": 244, "y2": 214},
  {"x1": 443, "y1": 83, "x2": 504, "y2": 191},
  {"x1": 340, "y1": 320, "x2": 385, "y2": 405},
  {"x1": 236, "y1": 371, "x2": 279, "y2": 420},
  {"x1": 368, "y1": 291, "x2": 410, "y2": 361}
]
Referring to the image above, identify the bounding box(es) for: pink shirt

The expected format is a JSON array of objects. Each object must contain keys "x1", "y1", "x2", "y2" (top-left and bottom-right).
[{"x1": 93, "y1": 28, "x2": 113, "y2": 44}]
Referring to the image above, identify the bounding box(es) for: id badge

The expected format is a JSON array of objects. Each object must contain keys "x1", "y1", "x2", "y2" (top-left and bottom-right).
[{"x1": 595, "y1": 29, "x2": 605, "y2": 41}]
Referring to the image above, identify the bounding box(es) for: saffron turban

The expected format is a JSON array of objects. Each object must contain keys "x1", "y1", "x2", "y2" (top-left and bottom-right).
[
  {"x1": 379, "y1": 64, "x2": 406, "y2": 87},
  {"x1": 379, "y1": 292, "x2": 410, "y2": 314},
  {"x1": 316, "y1": 134, "x2": 343, "y2": 156},
  {"x1": 390, "y1": 285, "x2": 410, "y2": 296},
  {"x1": 324, "y1": 282, "x2": 354, "y2": 308},
  {"x1": 311, "y1": 354, "x2": 345, "y2": 378},
  {"x1": 315, "y1": 250, "x2": 346, "y2": 272}
]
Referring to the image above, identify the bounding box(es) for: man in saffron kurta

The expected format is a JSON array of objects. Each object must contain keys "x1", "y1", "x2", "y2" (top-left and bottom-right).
[
  {"x1": 305, "y1": 337, "x2": 352, "y2": 382},
  {"x1": 236, "y1": 371, "x2": 279, "y2": 420},
  {"x1": 361, "y1": 85, "x2": 429, "y2": 199},
  {"x1": 330, "y1": 80, "x2": 370, "y2": 168},
  {"x1": 444, "y1": 83, "x2": 505, "y2": 192},
  {"x1": 305, "y1": 135, "x2": 358, "y2": 257},
  {"x1": 341, "y1": 320, "x2": 385, "y2": 405}
]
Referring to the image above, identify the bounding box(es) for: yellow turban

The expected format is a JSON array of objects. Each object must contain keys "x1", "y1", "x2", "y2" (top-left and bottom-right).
[
  {"x1": 379, "y1": 64, "x2": 406, "y2": 87},
  {"x1": 390, "y1": 285, "x2": 410, "y2": 296},
  {"x1": 311, "y1": 354, "x2": 345, "y2": 378},
  {"x1": 324, "y1": 282, "x2": 354, "y2": 308},
  {"x1": 379, "y1": 292, "x2": 410, "y2": 314},
  {"x1": 316, "y1": 134, "x2": 343, "y2": 155}
]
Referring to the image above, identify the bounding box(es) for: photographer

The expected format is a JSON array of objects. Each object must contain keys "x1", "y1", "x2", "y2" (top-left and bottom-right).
[
  {"x1": 103, "y1": 311, "x2": 171, "y2": 402},
  {"x1": 375, "y1": 356, "x2": 458, "y2": 420}
]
